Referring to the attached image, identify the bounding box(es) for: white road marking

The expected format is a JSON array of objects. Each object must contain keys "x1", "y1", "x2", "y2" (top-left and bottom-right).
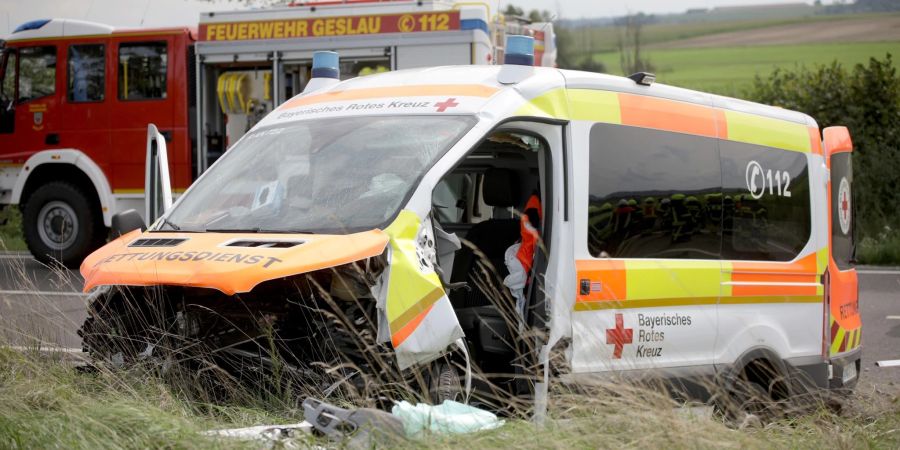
[
  {"x1": 887, "y1": 316, "x2": 900, "y2": 320},
  {"x1": 0, "y1": 253, "x2": 34, "y2": 260},
  {"x1": 876, "y1": 360, "x2": 900, "y2": 367},
  {"x1": 5, "y1": 345, "x2": 85, "y2": 354},
  {"x1": 857, "y1": 269, "x2": 900, "y2": 275},
  {"x1": 0, "y1": 290, "x2": 88, "y2": 297}
]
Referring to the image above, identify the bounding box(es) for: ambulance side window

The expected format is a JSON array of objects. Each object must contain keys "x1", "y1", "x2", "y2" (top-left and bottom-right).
[
  {"x1": 68, "y1": 44, "x2": 105, "y2": 102},
  {"x1": 17, "y1": 46, "x2": 56, "y2": 103},
  {"x1": 720, "y1": 142, "x2": 811, "y2": 261},
  {"x1": 831, "y1": 152, "x2": 854, "y2": 269},
  {"x1": 118, "y1": 41, "x2": 167, "y2": 100},
  {"x1": 587, "y1": 123, "x2": 723, "y2": 259}
]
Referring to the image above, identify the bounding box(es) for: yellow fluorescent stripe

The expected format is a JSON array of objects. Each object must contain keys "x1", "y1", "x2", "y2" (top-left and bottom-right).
[
  {"x1": 817, "y1": 247, "x2": 829, "y2": 274},
  {"x1": 575, "y1": 297, "x2": 718, "y2": 311},
  {"x1": 625, "y1": 260, "x2": 721, "y2": 300},
  {"x1": 573, "y1": 295, "x2": 820, "y2": 311},
  {"x1": 830, "y1": 327, "x2": 846, "y2": 355},
  {"x1": 725, "y1": 110, "x2": 811, "y2": 153},
  {"x1": 514, "y1": 88, "x2": 568, "y2": 119},
  {"x1": 568, "y1": 89, "x2": 621, "y2": 123},
  {"x1": 388, "y1": 287, "x2": 443, "y2": 334}
]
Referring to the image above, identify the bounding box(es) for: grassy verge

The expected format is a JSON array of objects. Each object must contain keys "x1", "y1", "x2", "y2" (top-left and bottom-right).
[
  {"x1": 1, "y1": 348, "x2": 898, "y2": 449},
  {"x1": 593, "y1": 42, "x2": 899, "y2": 96},
  {"x1": 566, "y1": 12, "x2": 897, "y2": 54},
  {"x1": 857, "y1": 227, "x2": 900, "y2": 266},
  {"x1": 0, "y1": 349, "x2": 302, "y2": 449},
  {"x1": 0, "y1": 207, "x2": 26, "y2": 252}
]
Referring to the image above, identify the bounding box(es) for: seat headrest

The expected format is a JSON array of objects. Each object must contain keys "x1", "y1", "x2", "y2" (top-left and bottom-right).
[{"x1": 483, "y1": 168, "x2": 519, "y2": 207}]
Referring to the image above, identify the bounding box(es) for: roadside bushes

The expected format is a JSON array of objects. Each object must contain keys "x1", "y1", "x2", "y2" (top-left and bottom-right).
[{"x1": 747, "y1": 54, "x2": 900, "y2": 264}]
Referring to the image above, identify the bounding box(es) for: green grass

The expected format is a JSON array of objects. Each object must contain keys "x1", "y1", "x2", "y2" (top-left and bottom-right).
[
  {"x1": 566, "y1": 12, "x2": 897, "y2": 54},
  {"x1": 0, "y1": 207, "x2": 26, "y2": 252},
  {"x1": 1, "y1": 348, "x2": 899, "y2": 449},
  {"x1": 857, "y1": 227, "x2": 900, "y2": 266},
  {"x1": 593, "y1": 42, "x2": 900, "y2": 96}
]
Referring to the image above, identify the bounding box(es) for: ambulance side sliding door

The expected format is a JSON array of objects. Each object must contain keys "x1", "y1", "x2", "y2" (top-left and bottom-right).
[
  {"x1": 715, "y1": 141, "x2": 821, "y2": 365},
  {"x1": 572, "y1": 123, "x2": 722, "y2": 373}
]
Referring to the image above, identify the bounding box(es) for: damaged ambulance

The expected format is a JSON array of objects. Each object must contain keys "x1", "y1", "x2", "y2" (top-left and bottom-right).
[{"x1": 80, "y1": 38, "x2": 861, "y2": 413}]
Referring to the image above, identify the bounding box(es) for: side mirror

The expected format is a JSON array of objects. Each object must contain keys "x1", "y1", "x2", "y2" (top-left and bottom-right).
[
  {"x1": 145, "y1": 124, "x2": 173, "y2": 225},
  {"x1": 111, "y1": 209, "x2": 146, "y2": 238}
]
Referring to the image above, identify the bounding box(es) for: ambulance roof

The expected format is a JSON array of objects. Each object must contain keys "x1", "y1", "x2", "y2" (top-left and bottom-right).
[{"x1": 264, "y1": 65, "x2": 816, "y2": 130}]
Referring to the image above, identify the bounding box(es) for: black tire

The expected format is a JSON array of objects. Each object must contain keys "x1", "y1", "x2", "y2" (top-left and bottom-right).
[{"x1": 22, "y1": 181, "x2": 105, "y2": 268}]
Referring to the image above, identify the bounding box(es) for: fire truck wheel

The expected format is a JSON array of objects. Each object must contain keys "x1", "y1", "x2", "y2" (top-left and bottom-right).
[{"x1": 23, "y1": 181, "x2": 104, "y2": 268}]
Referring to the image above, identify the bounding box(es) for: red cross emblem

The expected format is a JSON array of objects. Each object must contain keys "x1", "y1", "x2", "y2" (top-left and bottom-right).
[
  {"x1": 841, "y1": 191, "x2": 849, "y2": 218},
  {"x1": 434, "y1": 98, "x2": 459, "y2": 112},
  {"x1": 606, "y1": 313, "x2": 633, "y2": 359}
]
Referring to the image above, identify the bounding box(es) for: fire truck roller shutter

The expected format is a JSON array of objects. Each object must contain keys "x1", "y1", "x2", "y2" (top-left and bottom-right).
[{"x1": 12, "y1": 149, "x2": 114, "y2": 267}]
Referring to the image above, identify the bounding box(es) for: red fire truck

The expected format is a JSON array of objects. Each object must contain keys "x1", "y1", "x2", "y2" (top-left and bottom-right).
[{"x1": 0, "y1": 0, "x2": 556, "y2": 266}]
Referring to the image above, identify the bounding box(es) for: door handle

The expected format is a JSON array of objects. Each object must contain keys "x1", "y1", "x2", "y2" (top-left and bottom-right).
[{"x1": 45, "y1": 133, "x2": 59, "y2": 145}]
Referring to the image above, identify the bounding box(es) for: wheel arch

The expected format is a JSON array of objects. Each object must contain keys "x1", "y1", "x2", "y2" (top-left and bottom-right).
[
  {"x1": 725, "y1": 346, "x2": 793, "y2": 400},
  {"x1": 12, "y1": 150, "x2": 114, "y2": 227}
]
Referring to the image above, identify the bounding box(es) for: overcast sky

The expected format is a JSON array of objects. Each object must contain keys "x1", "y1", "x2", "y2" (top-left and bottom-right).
[{"x1": 0, "y1": 0, "x2": 827, "y2": 34}]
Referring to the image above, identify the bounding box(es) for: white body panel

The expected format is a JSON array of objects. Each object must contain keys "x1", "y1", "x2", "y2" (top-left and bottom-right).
[{"x1": 11, "y1": 150, "x2": 116, "y2": 226}]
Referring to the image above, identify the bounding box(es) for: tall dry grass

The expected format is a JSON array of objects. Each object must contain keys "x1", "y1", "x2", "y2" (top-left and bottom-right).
[{"x1": 0, "y1": 249, "x2": 896, "y2": 448}]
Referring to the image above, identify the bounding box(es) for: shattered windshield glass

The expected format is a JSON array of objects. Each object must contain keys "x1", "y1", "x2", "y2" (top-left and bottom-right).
[{"x1": 162, "y1": 115, "x2": 475, "y2": 234}]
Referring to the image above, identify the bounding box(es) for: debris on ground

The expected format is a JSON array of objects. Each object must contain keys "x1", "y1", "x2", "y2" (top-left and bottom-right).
[
  {"x1": 303, "y1": 398, "x2": 406, "y2": 447},
  {"x1": 391, "y1": 399, "x2": 505, "y2": 437},
  {"x1": 203, "y1": 422, "x2": 313, "y2": 448}
]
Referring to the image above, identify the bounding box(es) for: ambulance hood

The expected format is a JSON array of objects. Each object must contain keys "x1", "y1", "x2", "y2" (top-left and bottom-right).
[{"x1": 80, "y1": 229, "x2": 389, "y2": 295}]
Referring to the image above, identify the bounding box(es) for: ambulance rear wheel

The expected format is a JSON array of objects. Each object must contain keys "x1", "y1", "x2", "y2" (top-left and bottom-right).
[{"x1": 23, "y1": 181, "x2": 104, "y2": 268}]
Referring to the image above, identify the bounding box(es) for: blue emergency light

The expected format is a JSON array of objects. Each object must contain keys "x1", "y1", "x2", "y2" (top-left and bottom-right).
[
  {"x1": 13, "y1": 19, "x2": 51, "y2": 34},
  {"x1": 311, "y1": 51, "x2": 339, "y2": 79},
  {"x1": 504, "y1": 35, "x2": 535, "y2": 66}
]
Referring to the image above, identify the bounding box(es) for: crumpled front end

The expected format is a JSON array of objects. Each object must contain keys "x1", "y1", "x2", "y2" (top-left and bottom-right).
[{"x1": 79, "y1": 211, "x2": 464, "y2": 399}]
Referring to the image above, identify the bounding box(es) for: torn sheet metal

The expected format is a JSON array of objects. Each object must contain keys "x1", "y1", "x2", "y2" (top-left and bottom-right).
[{"x1": 374, "y1": 210, "x2": 464, "y2": 369}]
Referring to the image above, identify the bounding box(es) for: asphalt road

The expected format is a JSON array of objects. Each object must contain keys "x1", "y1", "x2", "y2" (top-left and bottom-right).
[{"x1": 0, "y1": 253, "x2": 897, "y2": 394}]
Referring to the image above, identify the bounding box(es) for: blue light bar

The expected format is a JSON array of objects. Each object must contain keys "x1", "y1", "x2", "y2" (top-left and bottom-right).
[
  {"x1": 311, "y1": 51, "x2": 339, "y2": 79},
  {"x1": 13, "y1": 19, "x2": 51, "y2": 34},
  {"x1": 504, "y1": 35, "x2": 534, "y2": 66}
]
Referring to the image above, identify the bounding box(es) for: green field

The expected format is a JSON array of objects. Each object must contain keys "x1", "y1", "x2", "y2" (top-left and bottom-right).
[{"x1": 593, "y1": 42, "x2": 900, "y2": 96}]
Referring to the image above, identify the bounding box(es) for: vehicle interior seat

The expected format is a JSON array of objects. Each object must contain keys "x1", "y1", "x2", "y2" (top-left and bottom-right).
[{"x1": 449, "y1": 167, "x2": 522, "y2": 309}]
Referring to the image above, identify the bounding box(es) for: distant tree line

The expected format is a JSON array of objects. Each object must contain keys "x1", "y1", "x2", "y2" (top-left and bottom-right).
[{"x1": 822, "y1": 0, "x2": 900, "y2": 13}]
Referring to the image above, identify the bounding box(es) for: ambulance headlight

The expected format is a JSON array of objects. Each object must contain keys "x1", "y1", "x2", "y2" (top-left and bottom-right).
[
  {"x1": 504, "y1": 35, "x2": 534, "y2": 66},
  {"x1": 311, "y1": 51, "x2": 339, "y2": 79}
]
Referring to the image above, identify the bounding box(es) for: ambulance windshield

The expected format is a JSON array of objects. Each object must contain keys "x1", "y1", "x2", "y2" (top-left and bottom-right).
[{"x1": 162, "y1": 115, "x2": 475, "y2": 234}]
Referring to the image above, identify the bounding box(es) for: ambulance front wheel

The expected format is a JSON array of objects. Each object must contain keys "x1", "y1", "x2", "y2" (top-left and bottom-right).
[{"x1": 23, "y1": 181, "x2": 106, "y2": 268}]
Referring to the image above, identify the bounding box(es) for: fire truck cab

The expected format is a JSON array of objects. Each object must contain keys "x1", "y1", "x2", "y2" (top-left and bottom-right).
[
  {"x1": 0, "y1": 19, "x2": 195, "y2": 266},
  {"x1": 0, "y1": 1, "x2": 556, "y2": 267}
]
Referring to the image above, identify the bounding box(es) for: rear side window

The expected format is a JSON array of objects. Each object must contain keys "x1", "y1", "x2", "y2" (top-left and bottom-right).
[
  {"x1": 831, "y1": 152, "x2": 854, "y2": 269},
  {"x1": 68, "y1": 44, "x2": 105, "y2": 102},
  {"x1": 587, "y1": 123, "x2": 723, "y2": 260},
  {"x1": 18, "y1": 46, "x2": 56, "y2": 102},
  {"x1": 118, "y1": 41, "x2": 167, "y2": 100},
  {"x1": 720, "y1": 141, "x2": 811, "y2": 261}
]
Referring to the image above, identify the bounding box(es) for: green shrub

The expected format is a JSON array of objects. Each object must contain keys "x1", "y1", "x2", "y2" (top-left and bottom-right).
[{"x1": 747, "y1": 54, "x2": 900, "y2": 252}]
